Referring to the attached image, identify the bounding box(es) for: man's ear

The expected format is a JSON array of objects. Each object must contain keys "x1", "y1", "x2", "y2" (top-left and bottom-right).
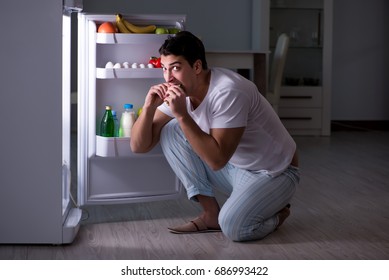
[{"x1": 194, "y1": 59, "x2": 202, "y2": 73}]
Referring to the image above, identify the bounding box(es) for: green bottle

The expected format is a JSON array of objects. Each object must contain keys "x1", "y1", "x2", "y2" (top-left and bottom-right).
[{"x1": 100, "y1": 105, "x2": 114, "y2": 137}]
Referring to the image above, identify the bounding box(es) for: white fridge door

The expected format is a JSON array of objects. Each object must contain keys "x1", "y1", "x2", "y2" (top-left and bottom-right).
[{"x1": 77, "y1": 13, "x2": 186, "y2": 206}]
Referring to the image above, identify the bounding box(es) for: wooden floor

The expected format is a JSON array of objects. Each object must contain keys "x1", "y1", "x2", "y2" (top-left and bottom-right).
[{"x1": 1, "y1": 129, "x2": 389, "y2": 259}]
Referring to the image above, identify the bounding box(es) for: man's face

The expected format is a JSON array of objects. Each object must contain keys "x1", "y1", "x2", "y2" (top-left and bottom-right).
[{"x1": 161, "y1": 54, "x2": 199, "y2": 93}]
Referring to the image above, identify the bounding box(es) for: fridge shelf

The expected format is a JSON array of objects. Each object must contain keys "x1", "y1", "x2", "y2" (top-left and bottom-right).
[
  {"x1": 96, "y1": 33, "x2": 172, "y2": 44},
  {"x1": 96, "y1": 135, "x2": 163, "y2": 157},
  {"x1": 96, "y1": 67, "x2": 163, "y2": 79}
]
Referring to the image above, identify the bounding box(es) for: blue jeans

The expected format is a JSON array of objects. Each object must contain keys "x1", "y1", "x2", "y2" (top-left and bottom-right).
[{"x1": 160, "y1": 119, "x2": 300, "y2": 241}]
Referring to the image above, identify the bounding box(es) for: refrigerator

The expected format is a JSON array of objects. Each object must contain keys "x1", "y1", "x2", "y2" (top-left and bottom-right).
[
  {"x1": 77, "y1": 13, "x2": 185, "y2": 206},
  {"x1": 0, "y1": 0, "x2": 184, "y2": 244}
]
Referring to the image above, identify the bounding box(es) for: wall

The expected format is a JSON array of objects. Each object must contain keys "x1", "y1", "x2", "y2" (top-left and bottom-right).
[{"x1": 332, "y1": 0, "x2": 389, "y2": 120}]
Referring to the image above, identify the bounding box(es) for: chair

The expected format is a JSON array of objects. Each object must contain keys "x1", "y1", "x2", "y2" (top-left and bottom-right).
[{"x1": 266, "y1": 33, "x2": 289, "y2": 114}]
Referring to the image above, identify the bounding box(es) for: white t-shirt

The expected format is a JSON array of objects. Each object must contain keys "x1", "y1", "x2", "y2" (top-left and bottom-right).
[{"x1": 158, "y1": 67, "x2": 296, "y2": 177}]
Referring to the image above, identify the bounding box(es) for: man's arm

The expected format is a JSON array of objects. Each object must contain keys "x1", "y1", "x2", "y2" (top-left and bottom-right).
[
  {"x1": 131, "y1": 83, "x2": 173, "y2": 153},
  {"x1": 131, "y1": 107, "x2": 172, "y2": 153},
  {"x1": 176, "y1": 113, "x2": 245, "y2": 171},
  {"x1": 164, "y1": 83, "x2": 245, "y2": 170}
]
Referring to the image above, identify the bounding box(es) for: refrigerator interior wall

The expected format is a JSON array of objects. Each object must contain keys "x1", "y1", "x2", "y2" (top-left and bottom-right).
[{"x1": 78, "y1": 14, "x2": 186, "y2": 205}]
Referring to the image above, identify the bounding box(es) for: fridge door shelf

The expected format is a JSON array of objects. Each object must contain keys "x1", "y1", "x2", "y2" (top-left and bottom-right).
[
  {"x1": 96, "y1": 33, "x2": 173, "y2": 44},
  {"x1": 96, "y1": 67, "x2": 163, "y2": 79},
  {"x1": 96, "y1": 135, "x2": 163, "y2": 157}
]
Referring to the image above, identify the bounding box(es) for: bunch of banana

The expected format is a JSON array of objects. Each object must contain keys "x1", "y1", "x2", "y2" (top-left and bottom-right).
[
  {"x1": 115, "y1": 14, "x2": 157, "y2": 34},
  {"x1": 115, "y1": 14, "x2": 131, "y2": 33}
]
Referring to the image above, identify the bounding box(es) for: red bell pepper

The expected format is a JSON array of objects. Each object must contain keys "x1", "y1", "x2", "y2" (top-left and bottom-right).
[{"x1": 149, "y1": 56, "x2": 161, "y2": 68}]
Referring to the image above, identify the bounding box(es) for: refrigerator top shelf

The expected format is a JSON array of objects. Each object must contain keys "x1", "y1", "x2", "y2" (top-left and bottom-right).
[
  {"x1": 96, "y1": 67, "x2": 163, "y2": 79},
  {"x1": 83, "y1": 13, "x2": 186, "y2": 26},
  {"x1": 96, "y1": 33, "x2": 172, "y2": 44}
]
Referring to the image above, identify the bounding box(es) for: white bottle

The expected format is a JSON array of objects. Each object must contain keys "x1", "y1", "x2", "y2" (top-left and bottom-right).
[{"x1": 119, "y1": 103, "x2": 136, "y2": 137}]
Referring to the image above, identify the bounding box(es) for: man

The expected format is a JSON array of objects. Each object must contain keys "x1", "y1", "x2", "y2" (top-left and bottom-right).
[{"x1": 131, "y1": 31, "x2": 299, "y2": 241}]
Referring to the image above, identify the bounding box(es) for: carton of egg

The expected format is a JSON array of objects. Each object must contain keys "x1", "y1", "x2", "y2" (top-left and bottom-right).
[{"x1": 105, "y1": 61, "x2": 155, "y2": 69}]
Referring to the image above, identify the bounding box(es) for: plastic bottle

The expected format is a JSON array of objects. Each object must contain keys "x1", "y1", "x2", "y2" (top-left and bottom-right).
[
  {"x1": 100, "y1": 105, "x2": 114, "y2": 137},
  {"x1": 112, "y1": 110, "x2": 119, "y2": 137},
  {"x1": 119, "y1": 103, "x2": 136, "y2": 137}
]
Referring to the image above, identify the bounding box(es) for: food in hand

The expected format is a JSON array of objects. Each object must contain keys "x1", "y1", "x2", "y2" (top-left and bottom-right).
[
  {"x1": 116, "y1": 14, "x2": 156, "y2": 33},
  {"x1": 148, "y1": 57, "x2": 161, "y2": 68},
  {"x1": 98, "y1": 22, "x2": 116, "y2": 33}
]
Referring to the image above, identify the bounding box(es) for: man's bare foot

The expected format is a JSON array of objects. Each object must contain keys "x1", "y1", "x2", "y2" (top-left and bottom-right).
[
  {"x1": 197, "y1": 195, "x2": 221, "y2": 229},
  {"x1": 199, "y1": 212, "x2": 221, "y2": 230}
]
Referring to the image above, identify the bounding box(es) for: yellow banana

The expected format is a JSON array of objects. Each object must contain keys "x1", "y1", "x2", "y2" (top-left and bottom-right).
[
  {"x1": 115, "y1": 14, "x2": 131, "y2": 33},
  {"x1": 124, "y1": 20, "x2": 156, "y2": 33},
  {"x1": 117, "y1": 14, "x2": 156, "y2": 34}
]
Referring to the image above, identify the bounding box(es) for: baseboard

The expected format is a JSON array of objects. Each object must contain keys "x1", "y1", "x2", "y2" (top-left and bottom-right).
[{"x1": 331, "y1": 121, "x2": 389, "y2": 131}]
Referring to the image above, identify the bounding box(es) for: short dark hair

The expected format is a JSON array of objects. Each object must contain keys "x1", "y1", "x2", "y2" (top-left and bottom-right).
[{"x1": 159, "y1": 31, "x2": 208, "y2": 70}]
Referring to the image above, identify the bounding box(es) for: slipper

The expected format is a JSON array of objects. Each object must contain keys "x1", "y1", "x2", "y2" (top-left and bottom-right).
[{"x1": 168, "y1": 217, "x2": 222, "y2": 234}]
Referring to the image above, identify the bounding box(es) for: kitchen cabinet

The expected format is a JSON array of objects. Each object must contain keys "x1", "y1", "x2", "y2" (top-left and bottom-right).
[{"x1": 270, "y1": 0, "x2": 333, "y2": 135}]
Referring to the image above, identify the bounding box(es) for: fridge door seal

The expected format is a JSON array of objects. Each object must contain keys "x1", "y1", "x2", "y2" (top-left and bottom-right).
[{"x1": 61, "y1": 3, "x2": 83, "y2": 243}]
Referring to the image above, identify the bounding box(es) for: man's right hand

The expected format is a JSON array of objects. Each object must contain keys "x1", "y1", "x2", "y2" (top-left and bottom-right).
[{"x1": 144, "y1": 83, "x2": 170, "y2": 110}]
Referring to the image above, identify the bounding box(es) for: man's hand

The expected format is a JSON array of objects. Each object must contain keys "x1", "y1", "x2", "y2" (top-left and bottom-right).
[
  {"x1": 130, "y1": 83, "x2": 173, "y2": 153},
  {"x1": 144, "y1": 83, "x2": 170, "y2": 110},
  {"x1": 164, "y1": 84, "x2": 187, "y2": 117}
]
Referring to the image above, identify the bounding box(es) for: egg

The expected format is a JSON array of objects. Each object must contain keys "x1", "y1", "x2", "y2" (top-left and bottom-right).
[
  {"x1": 113, "y1": 63, "x2": 122, "y2": 69},
  {"x1": 122, "y1": 62, "x2": 130, "y2": 68},
  {"x1": 147, "y1": 63, "x2": 154, "y2": 68},
  {"x1": 139, "y1": 63, "x2": 145, "y2": 68},
  {"x1": 105, "y1": 61, "x2": 114, "y2": 68},
  {"x1": 131, "y1": 63, "x2": 138, "y2": 69}
]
